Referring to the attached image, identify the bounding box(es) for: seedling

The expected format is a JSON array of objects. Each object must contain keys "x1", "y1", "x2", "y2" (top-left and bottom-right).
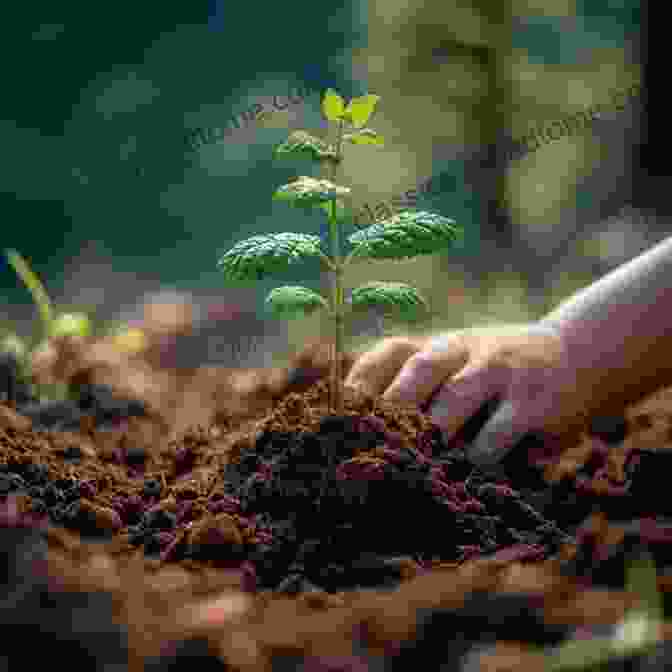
[
  {"x1": 4, "y1": 249, "x2": 91, "y2": 342},
  {"x1": 217, "y1": 88, "x2": 463, "y2": 414},
  {"x1": 3, "y1": 249, "x2": 93, "y2": 400}
]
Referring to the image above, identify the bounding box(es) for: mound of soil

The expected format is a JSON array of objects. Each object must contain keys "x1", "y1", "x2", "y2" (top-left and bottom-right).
[{"x1": 3, "y1": 339, "x2": 672, "y2": 671}]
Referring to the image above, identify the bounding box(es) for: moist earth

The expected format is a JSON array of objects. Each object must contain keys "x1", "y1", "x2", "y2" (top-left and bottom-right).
[{"x1": 2, "y1": 343, "x2": 672, "y2": 671}]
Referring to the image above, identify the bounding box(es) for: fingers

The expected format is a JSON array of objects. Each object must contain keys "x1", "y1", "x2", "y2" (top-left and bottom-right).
[
  {"x1": 425, "y1": 358, "x2": 508, "y2": 443},
  {"x1": 443, "y1": 359, "x2": 556, "y2": 465},
  {"x1": 380, "y1": 333, "x2": 470, "y2": 407},
  {"x1": 343, "y1": 336, "x2": 429, "y2": 399}
]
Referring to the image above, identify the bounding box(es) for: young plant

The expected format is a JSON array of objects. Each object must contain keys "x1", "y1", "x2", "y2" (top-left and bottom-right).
[
  {"x1": 4, "y1": 249, "x2": 92, "y2": 400},
  {"x1": 4, "y1": 249, "x2": 92, "y2": 342},
  {"x1": 217, "y1": 89, "x2": 463, "y2": 415}
]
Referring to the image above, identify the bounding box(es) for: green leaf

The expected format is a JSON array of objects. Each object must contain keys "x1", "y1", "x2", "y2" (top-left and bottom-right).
[
  {"x1": 265, "y1": 285, "x2": 328, "y2": 318},
  {"x1": 217, "y1": 232, "x2": 325, "y2": 282},
  {"x1": 273, "y1": 130, "x2": 340, "y2": 162},
  {"x1": 349, "y1": 282, "x2": 429, "y2": 322},
  {"x1": 343, "y1": 128, "x2": 385, "y2": 145},
  {"x1": 342, "y1": 94, "x2": 381, "y2": 128},
  {"x1": 347, "y1": 210, "x2": 463, "y2": 261},
  {"x1": 625, "y1": 548, "x2": 663, "y2": 621},
  {"x1": 273, "y1": 176, "x2": 351, "y2": 209},
  {"x1": 48, "y1": 312, "x2": 92, "y2": 339},
  {"x1": 321, "y1": 88, "x2": 346, "y2": 122}
]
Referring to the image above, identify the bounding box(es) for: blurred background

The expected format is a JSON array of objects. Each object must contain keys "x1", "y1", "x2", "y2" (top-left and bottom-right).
[{"x1": 0, "y1": 0, "x2": 649, "y2": 369}]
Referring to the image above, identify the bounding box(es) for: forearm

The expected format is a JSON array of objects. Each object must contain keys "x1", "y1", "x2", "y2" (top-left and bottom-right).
[{"x1": 539, "y1": 235, "x2": 672, "y2": 411}]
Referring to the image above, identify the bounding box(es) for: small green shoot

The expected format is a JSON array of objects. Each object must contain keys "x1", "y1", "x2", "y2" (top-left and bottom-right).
[
  {"x1": 4, "y1": 249, "x2": 91, "y2": 341},
  {"x1": 3, "y1": 249, "x2": 93, "y2": 401},
  {"x1": 217, "y1": 88, "x2": 462, "y2": 414}
]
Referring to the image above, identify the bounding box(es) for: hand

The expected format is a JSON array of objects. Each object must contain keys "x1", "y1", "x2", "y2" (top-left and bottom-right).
[{"x1": 344, "y1": 323, "x2": 592, "y2": 466}]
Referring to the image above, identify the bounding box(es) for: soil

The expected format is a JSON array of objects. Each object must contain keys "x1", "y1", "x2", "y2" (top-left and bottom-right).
[{"x1": 3, "y1": 336, "x2": 672, "y2": 671}]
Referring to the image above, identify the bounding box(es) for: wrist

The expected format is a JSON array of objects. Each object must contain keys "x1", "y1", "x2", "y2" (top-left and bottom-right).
[{"x1": 540, "y1": 306, "x2": 672, "y2": 417}]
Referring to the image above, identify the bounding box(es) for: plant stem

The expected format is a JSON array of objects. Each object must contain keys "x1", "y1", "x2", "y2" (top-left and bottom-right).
[
  {"x1": 327, "y1": 119, "x2": 346, "y2": 415},
  {"x1": 5, "y1": 250, "x2": 53, "y2": 336}
]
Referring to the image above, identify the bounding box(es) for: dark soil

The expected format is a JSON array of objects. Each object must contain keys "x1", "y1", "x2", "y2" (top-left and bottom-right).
[{"x1": 3, "y1": 341, "x2": 672, "y2": 671}]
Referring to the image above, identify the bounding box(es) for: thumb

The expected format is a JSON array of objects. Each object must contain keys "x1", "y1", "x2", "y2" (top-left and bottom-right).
[{"x1": 464, "y1": 400, "x2": 533, "y2": 467}]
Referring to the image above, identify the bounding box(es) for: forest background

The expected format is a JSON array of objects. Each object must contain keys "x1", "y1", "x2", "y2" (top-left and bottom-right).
[{"x1": 0, "y1": 0, "x2": 644, "y2": 365}]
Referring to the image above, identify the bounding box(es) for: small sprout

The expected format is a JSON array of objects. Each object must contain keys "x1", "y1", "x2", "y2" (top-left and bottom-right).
[
  {"x1": 4, "y1": 249, "x2": 92, "y2": 340},
  {"x1": 217, "y1": 88, "x2": 463, "y2": 414},
  {"x1": 4, "y1": 249, "x2": 94, "y2": 402},
  {"x1": 321, "y1": 89, "x2": 381, "y2": 129}
]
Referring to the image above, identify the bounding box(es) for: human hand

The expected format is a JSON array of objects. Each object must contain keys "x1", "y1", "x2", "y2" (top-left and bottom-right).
[{"x1": 344, "y1": 323, "x2": 593, "y2": 466}]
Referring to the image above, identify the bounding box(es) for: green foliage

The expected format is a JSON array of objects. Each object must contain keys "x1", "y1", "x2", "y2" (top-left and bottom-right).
[
  {"x1": 343, "y1": 128, "x2": 385, "y2": 145},
  {"x1": 347, "y1": 210, "x2": 462, "y2": 261},
  {"x1": 265, "y1": 285, "x2": 329, "y2": 318},
  {"x1": 272, "y1": 176, "x2": 351, "y2": 209},
  {"x1": 217, "y1": 232, "x2": 325, "y2": 282},
  {"x1": 216, "y1": 86, "x2": 463, "y2": 412},
  {"x1": 349, "y1": 281, "x2": 429, "y2": 322},
  {"x1": 321, "y1": 89, "x2": 347, "y2": 122},
  {"x1": 343, "y1": 93, "x2": 380, "y2": 128},
  {"x1": 273, "y1": 131, "x2": 340, "y2": 163},
  {"x1": 321, "y1": 89, "x2": 381, "y2": 129}
]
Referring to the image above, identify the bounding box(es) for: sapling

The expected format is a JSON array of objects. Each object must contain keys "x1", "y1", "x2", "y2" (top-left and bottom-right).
[{"x1": 217, "y1": 88, "x2": 463, "y2": 415}]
